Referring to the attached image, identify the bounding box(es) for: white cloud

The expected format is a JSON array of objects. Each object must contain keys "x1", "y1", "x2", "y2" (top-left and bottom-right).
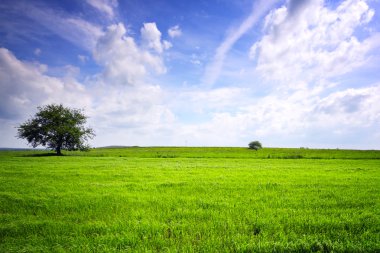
[
  {"x1": 1, "y1": 0, "x2": 379, "y2": 149},
  {"x1": 34, "y1": 48, "x2": 41, "y2": 56},
  {"x1": 86, "y1": 0, "x2": 118, "y2": 19},
  {"x1": 85, "y1": 22, "x2": 177, "y2": 145},
  {"x1": 168, "y1": 25, "x2": 182, "y2": 38},
  {"x1": 0, "y1": 47, "x2": 91, "y2": 120},
  {"x1": 232, "y1": 0, "x2": 380, "y2": 148},
  {"x1": 174, "y1": 83, "x2": 380, "y2": 148},
  {"x1": 93, "y1": 23, "x2": 168, "y2": 86},
  {"x1": 250, "y1": 0, "x2": 379, "y2": 86},
  {"x1": 0, "y1": 18, "x2": 174, "y2": 147},
  {"x1": 175, "y1": 87, "x2": 247, "y2": 112},
  {"x1": 163, "y1": 40, "x2": 173, "y2": 50},
  {"x1": 84, "y1": 76, "x2": 181, "y2": 147},
  {"x1": 2, "y1": 43, "x2": 379, "y2": 149},
  {"x1": 203, "y1": 0, "x2": 279, "y2": 86},
  {"x1": 141, "y1": 23, "x2": 170, "y2": 54},
  {"x1": 90, "y1": 85, "x2": 175, "y2": 130},
  {"x1": 312, "y1": 85, "x2": 380, "y2": 127},
  {"x1": 17, "y1": 2, "x2": 104, "y2": 51},
  {"x1": 0, "y1": 46, "x2": 177, "y2": 148},
  {"x1": 190, "y1": 54, "x2": 202, "y2": 66},
  {"x1": 78, "y1": 54, "x2": 89, "y2": 63}
]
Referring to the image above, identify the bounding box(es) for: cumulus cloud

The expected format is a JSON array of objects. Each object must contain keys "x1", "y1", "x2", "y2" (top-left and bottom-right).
[
  {"x1": 93, "y1": 23, "x2": 169, "y2": 86},
  {"x1": 141, "y1": 23, "x2": 172, "y2": 53},
  {"x1": 1, "y1": 0, "x2": 379, "y2": 149},
  {"x1": 233, "y1": 0, "x2": 380, "y2": 148},
  {"x1": 0, "y1": 19, "x2": 174, "y2": 147},
  {"x1": 312, "y1": 85, "x2": 380, "y2": 126},
  {"x1": 2, "y1": 42, "x2": 379, "y2": 148},
  {"x1": 287, "y1": 0, "x2": 314, "y2": 16},
  {"x1": 168, "y1": 25, "x2": 182, "y2": 38},
  {"x1": 0, "y1": 46, "x2": 177, "y2": 147},
  {"x1": 175, "y1": 83, "x2": 380, "y2": 148},
  {"x1": 250, "y1": 0, "x2": 379, "y2": 86},
  {"x1": 85, "y1": 22, "x2": 177, "y2": 145},
  {"x1": 0, "y1": 47, "x2": 91, "y2": 120},
  {"x1": 86, "y1": 0, "x2": 118, "y2": 19},
  {"x1": 84, "y1": 76, "x2": 181, "y2": 147}
]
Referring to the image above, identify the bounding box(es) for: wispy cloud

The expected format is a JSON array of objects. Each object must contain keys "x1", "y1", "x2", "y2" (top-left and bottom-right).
[
  {"x1": 203, "y1": 0, "x2": 279, "y2": 86},
  {"x1": 86, "y1": 0, "x2": 118, "y2": 20},
  {"x1": 34, "y1": 48, "x2": 41, "y2": 56},
  {"x1": 78, "y1": 54, "x2": 89, "y2": 63},
  {"x1": 12, "y1": 2, "x2": 104, "y2": 51},
  {"x1": 168, "y1": 25, "x2": 182, "y2": 38}
]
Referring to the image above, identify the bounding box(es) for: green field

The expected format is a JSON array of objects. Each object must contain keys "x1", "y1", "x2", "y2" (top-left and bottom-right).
[{"x1": 1, "y1": 147, "x2": 379, "y2": 252}]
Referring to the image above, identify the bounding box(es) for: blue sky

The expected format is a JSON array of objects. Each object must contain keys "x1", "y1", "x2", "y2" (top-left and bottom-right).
[{"x1": 1, "y1": 0, "x2": 380, "y2": 149}]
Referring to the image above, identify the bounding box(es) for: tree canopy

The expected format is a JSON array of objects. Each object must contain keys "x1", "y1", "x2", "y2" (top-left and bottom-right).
[
  {"x1": 248, "y1": 141, "x2": 263, "y2": 150},
  {"x1": 17, "y1": 104, "x2": 95, "y2": 155}
]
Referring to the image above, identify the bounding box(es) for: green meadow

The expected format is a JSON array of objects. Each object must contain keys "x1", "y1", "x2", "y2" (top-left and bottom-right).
[{"x1": 1, "y1": 147, "x2": 379, "y2": 252}]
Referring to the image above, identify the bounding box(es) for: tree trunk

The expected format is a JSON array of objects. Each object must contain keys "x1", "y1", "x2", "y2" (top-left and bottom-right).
[{"x1": 56, "y1": 146, "x2": 62, "y2": 156}]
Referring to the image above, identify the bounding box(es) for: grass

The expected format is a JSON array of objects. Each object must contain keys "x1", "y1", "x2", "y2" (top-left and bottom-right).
[
  {"x1": 0, "y1": 147, "x2": 379, "y2": 252},
  {"x1": 5, "y1": 146, "x2": 380, "y2": 159}
]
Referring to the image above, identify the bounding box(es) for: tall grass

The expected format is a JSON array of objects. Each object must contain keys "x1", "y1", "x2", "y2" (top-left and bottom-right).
[{"x1": 0, "y1": 148, "x2": 379, "y2": 252}]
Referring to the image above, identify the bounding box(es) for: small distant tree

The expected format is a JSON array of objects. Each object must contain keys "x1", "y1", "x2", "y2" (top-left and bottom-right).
[
  {"x1": 248, "y1": 141, "x2": 262, "y2": 150},
  {"x1": 17, "y1": 104, "x2": 95, "y2": 155}
]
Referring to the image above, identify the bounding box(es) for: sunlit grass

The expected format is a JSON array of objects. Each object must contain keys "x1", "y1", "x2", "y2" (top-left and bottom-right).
[{"x1": 1, "y1": 148, "x2": 379, "y2": 252}]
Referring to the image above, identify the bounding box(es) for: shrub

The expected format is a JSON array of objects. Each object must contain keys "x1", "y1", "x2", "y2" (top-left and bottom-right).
[{"x1": 248, "y1": 141, "x2": 262, "y2": 150}]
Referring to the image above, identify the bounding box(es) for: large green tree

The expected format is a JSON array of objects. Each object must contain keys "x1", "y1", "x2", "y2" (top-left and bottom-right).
[{"x1": 17, "y1": 104, "x2": 95, "y2": 155}]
